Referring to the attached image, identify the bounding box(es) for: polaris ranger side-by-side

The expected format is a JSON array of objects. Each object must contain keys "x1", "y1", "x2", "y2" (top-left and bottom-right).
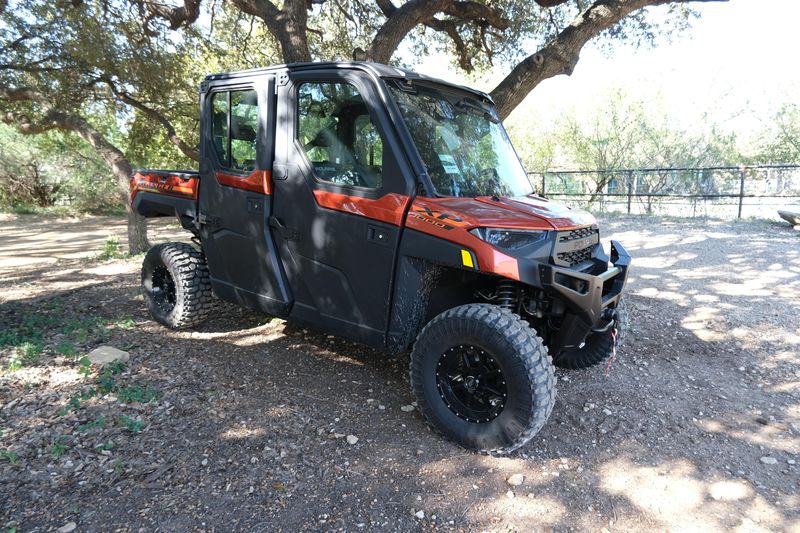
[{"x1": 131, "y1": 62, "x2": 631, "y2": 453}]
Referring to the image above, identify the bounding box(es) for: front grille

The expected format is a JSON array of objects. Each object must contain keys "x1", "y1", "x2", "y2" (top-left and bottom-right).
[
  {"x1": 557, "y1": 247, "x2": 593, "y2": 267},
  {"x1": 559, "y1": 226, "x2": 598, "y2": 242},
  {"x1": 553, "y1": 226, "x2": 599, "y2": 267}
]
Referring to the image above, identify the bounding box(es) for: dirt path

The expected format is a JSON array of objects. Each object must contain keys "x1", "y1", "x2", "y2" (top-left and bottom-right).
[{"x1": 1, "y1": 214, "x2": 798, "y2": 532}]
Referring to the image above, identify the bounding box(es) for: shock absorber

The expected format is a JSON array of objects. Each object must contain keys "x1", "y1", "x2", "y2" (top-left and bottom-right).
[{"x1": 495, "y1": 280, "x2": 520, "y2": 312}]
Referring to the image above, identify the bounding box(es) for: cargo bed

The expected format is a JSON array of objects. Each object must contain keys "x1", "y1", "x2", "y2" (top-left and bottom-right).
[{"x1": 130, "y1": 169, "x2": 199, "y2": 229}]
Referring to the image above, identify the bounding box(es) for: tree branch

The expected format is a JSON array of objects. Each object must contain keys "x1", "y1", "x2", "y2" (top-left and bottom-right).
[
  {"x1": 139, "y1": 0, "x2": 202, "y2": 34},
  {"x1": 425, "y1": 17, "x2": 471, "y2": 70},
  {"x1": 366, "y1": 0, "x2": 509, "y2": 66},
  {"x1": 366, "y1": 0, "x2": 450, "y2": 64},
  {"x1": 229, "y1": 0, "x2": 312, "y2": 63},
  {"x1": 490, "y1": 0, "x2": 728, "y2": 119},
  {"x1": 442, "y1": 1, "x2": 510, "y2": 28},
  {"x1": 0, "y1": 86, "x2": 49, "y2": 103},
  {"x1": 535, "y1": 0, "x2": 572, "y2": 7},
  {"x1": 101, "y1": 77, "x2": 199, "y2": 161}
]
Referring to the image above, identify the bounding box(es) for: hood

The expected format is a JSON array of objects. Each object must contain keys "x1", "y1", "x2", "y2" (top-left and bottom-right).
[{"x1": 418, "y1": 195, "x2": 596, "y2": 230}]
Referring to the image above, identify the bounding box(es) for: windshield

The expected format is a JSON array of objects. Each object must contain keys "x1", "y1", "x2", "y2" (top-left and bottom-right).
[{"x1": 390, "y1": 84, "x2": 533, "y2": 198}]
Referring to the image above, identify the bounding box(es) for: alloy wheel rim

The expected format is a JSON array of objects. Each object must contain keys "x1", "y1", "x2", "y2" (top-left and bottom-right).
[
  {"x1": 435, "y1": 344, "x2": 507, "y2": 423},
  {"x1": 151, "y1": 266, "x2": 177, "y2": 313}
]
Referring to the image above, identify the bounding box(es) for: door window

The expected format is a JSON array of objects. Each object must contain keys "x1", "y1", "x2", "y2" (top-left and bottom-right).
[
  {"x1": 297, "y1": 82, "x2": 383, "y2": 189},
  {"x1": 210, "y1": 89, "x2": 258, "y2": 172}
]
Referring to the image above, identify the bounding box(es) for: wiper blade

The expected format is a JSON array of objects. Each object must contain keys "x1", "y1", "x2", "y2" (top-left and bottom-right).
[{"x1": 454, "y1": 98, "x2": 499, "y2": 123}]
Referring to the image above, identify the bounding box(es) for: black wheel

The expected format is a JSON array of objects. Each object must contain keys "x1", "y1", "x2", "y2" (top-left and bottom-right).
[
  {"x1": 141, "y1": 242, "x2": 212, "y2": 329},
  {"x1": 410, "y1": 304, "x2": 556, "y2": 454},
  {"x1": 554, "y1": 299, "x2": 627, "y2": 370}
]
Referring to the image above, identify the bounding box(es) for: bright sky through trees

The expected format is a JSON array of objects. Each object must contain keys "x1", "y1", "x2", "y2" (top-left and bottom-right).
[{"x1": 407, "y1": 0, "x2": 799, "y2": 144}]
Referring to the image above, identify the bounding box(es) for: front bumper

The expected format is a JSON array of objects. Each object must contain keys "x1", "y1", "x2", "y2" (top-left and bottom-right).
[{"x1": 536, "y1": 240, "x2": 631, "y2": 353}]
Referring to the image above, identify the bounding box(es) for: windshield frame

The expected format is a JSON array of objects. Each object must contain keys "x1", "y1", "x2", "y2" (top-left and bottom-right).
[{"x1": 383, "y1": 79, "x2": 533, "y2": 199}]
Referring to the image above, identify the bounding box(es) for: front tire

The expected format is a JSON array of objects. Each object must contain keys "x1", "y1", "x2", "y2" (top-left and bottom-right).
[
  {"x1": 141, "y1": 242, "x2": 212, "y2": 329},
  {"x1": 410, "y1": 304, "x2": 556, "y2": 454}
]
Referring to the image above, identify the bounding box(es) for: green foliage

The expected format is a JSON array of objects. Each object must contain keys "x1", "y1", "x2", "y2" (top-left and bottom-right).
[
  {"x1": 56, "y1": 340, "x2": 78, "y2": 358},
  {"x1": 0, "y1": 300, "x2": 135, "y2": 371},
  {"x1": 118, "y1": 415, "x2": 144, "y2": 434},
  {"x1": 95, "y1": 236, "x2": 125, "y2": 261},
  {"x1": 0, "y1": 449, "x2": 20, "y2": 465},
  {"x1": 752, "y1": 104, "x2": 800, "y2": 164},
  {"x1": 77, "y1": 416, "x2": 106, "y2": 432},
  {"x1": 0, "y1": 124, "x2": 119, "y2": 212},
  {"x1": 112, "y1": 316, "x2": 137, "y2": 329},
  {"x1": 509, "y1": 87, "x2": 741, "y2": 173},
  {"x1": 79, "y1": 387, "x2": 97, "y2": 401},
  {"x1": 96, "y1": 361, "x2": 126, "y2": 393},
  {"x1": 50, "y1": 436, "x2": 69, "y2": 459},
  {"x1": 5, "y1": 356, "x2": 22, "y2": 372},
  {"x1": 116, "y1": 384, "x2": 158, "y2": 404},
  {"x1": 57, "y1": 396, "x2": 83, "y2": 416},
  {"x1": 16, "y1": 341, "x2": 42, "y2": 366}
]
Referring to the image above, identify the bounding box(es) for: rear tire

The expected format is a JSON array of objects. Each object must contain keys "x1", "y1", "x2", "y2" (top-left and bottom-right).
[
  {"x1": 553, "y1": 299, "x2": 627, "y2": 370},
  {"x1": 141, "y1": 242, "x2": 212, "y2": 329},
  {"x1": 410, "y1": 304, "x2": 556, "y2": 454}
]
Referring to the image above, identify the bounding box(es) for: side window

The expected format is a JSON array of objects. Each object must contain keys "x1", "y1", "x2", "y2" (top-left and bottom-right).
[
  {"x1": 297, "y1": 82, "x2": 383, "y2": 189},
  {"x1": 211, "y1": 93, "x2": 229, "y2": 167},
  {"x1": 210, "y1": 89, "x2": 258, "y2": 172}
]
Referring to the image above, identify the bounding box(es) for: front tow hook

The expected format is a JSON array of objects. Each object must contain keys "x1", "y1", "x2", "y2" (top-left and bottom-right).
[{"x1": 591, "y1": 307, "x2": 618, "y2": 334}]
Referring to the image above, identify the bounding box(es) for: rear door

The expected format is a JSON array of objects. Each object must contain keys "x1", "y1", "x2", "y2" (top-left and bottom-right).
[
  {"x1": 198, "y1": 74, "x2": 291, "y2": 315},
  {"x1": 271, "y1": 69, "x2": 415, "y2": 346}
]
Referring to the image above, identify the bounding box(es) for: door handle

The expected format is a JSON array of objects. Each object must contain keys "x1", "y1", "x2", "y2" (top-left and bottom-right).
[
  {"x1": 367, "y1": 225, "x2": 390, "y2": 246},
  {"x1": 269, "y1": 216, "x2": 300, "y2": 241}
]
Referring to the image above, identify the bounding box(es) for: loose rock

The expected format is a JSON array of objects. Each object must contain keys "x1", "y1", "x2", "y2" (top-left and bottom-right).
[
  {"x1": 507, "y1": 473, "x2": 524, "y2": 486},
  {"x1": 86, "y1": 346, "x2": 130, "y2": 365},
  {"x1": 346, "y1": 435, "x2": 359, "y2": 445}
]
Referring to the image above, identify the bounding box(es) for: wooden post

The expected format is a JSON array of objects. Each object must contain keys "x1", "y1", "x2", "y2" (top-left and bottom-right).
[
  {"x1": 626, "y1": 170, "x2": 633, "y2": 214},
  {"x1": 737, "y1": 167, "x2": 746, "y2": 219}
]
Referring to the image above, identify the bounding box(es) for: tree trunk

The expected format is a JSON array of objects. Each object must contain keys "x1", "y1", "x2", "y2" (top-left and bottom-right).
[
  {"x1": 60, "y1": 113, "x2": 150, "y2": 253},
  {"x1": 228, "y1": 0, "x2": 312, "y2": 63},
  {"x1": 127, "y1": 206, "x2": 150, "y2": 253}
]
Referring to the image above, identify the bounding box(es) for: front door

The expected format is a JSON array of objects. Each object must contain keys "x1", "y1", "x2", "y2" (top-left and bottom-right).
[
  {"x1": 198, "y1": 75, "x2": 291, "y2": 316},
  {"x1": 271, "y1": 70, "x2": 415, "y2": 346}
]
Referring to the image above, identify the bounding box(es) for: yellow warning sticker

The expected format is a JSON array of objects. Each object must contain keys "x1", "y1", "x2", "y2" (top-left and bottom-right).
[{"x1": 461, "y1": 249, "x2": 474, "y2": 268}]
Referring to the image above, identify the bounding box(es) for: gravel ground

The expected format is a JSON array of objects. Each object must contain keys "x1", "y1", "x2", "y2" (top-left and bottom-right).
[{"x1": 1, "y1": 213, "x2": 799, "y2": 532}]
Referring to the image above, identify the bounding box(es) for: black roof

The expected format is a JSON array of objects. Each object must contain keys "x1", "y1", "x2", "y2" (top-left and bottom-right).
[{"x1": 204, "y1": 61, "x2": 492, "y2": 102}]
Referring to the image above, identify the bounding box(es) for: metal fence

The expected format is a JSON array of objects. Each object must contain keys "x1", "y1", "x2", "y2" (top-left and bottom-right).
[{"x1": 528, "y1": 165, "x2": 800, "y2": 219}]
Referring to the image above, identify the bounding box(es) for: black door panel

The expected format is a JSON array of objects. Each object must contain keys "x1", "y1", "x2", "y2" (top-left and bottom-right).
[
  {"x1": 198, "y1": 76, "x2": 292, "y2": 316},
  {"x1": 271, "y1": 70, "x2": 415, "y2": 347}
]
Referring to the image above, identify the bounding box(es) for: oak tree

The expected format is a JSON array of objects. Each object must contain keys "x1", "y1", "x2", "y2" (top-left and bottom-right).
[{"x1": 141, "y1": 0, "x2": 726, "y2": 119}]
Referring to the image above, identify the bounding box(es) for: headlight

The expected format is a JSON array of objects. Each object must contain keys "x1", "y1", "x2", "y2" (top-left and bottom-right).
[{"x1": 469, "y1": 227, "x2": 547, "y2": 250}]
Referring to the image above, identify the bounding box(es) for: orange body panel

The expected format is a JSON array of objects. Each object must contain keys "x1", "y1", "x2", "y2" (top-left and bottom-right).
[
  {"x1": 406, "y1": 198, "x2": 522, "y2": 280},
  {"x1": 129, "y1": 171, "x2": 199, "y2": 203},
  {"x1": 308, "y1": 191, "x2": 596, "y2": 281},
  {"x1": 312, "y1": 190, "x2": 411, "y2": 226},
  {"x1": 215, "y1": 170, "x2": 272, "y2": 195}
]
